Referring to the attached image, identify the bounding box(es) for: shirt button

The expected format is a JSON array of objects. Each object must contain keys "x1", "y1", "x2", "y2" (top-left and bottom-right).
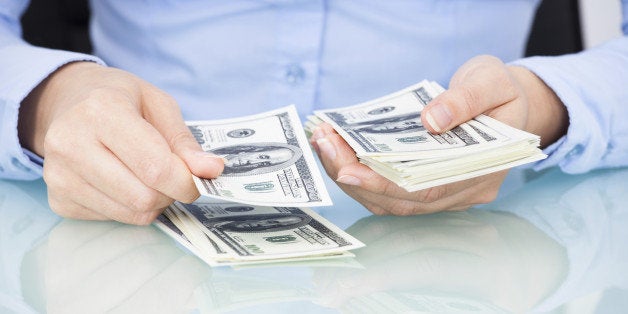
[{"x1": 285, "y1": 64, "x2": 306, "y2": 85}]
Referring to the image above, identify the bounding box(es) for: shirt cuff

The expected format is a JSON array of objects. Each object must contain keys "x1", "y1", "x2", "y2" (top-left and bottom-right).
[
  {"x1": 509, "y1": 47, "x2": 619, "y2": 174},
  {"x1": 0, "y1": 45, "x2": 105, "y2": 180},
  {"x1": 23, "y1": 149, "x2": 43, "y2": 167}
]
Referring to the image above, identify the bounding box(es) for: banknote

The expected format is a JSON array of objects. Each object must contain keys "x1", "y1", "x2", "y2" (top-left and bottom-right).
[
  {"x1": 309, "y1": 80, "x2": 546, "y2": 191},
  {"x1": 187, "y1": 105, "x2": 331, "y2": 207},
  {"x1": 312, "y1": 80, "x2": 539, "y2": 161},
  {"x1": 174, "y1": 200, "x2": 364, "y2": 261},
  {"x1": 154, "y1": 200, "x2": 364, "y2": 266}
]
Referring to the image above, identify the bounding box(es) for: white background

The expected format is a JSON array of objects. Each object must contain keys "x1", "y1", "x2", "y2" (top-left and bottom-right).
[{"x1": 579, "y1": 0, "x2": 623, "y2": 48}]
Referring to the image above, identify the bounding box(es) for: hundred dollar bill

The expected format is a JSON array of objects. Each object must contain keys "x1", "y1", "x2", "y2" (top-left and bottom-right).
[
  {"x1": 312, "y1": 80, "x2": 540, "y2": 161},
  {"x1": 309, "y1": 80, "x2": 546, "y2": 191},
  {"x1": 174, "y1": 200, "x2": 364, "y2": 262},
  {"x1": 155, "y1": 201, "x2": 364, "y2": 266},
  {"x1": 187, "y1": 105, "x2": 331, "y2": 207}
]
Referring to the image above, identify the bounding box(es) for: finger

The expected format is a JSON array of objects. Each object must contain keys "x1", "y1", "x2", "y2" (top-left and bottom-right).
[
  {"x1": 45, "y1": 164, "x2": 165, "y2": 225},
  {"x1": 43, "y1": 158, "x2": 109, "y2": 221},
  {"x1": 48, "y1": 196, "x2": 109, "y2": 221},
  {"x1": 50, "y1": 130, "x2": 175, "y2": 216},
  {"x1": 81, "y1": 142, "x2": 174, "y2": 215},
  {"x1": 422, "y1": 55, "x2": 518, "y2": 133},
  {"x1": 316, "y1": 130, "x2": 469, "y2": 202},
  {"x1": 344, "y1": 171, "x2": 505, "y2": 216},
  {"x1": 97, "y1": 106, "x2": 199, "y2": 203},
  {"x1": 141, "y1": 87, "x2": 224, "y2": 179},
  {"x1": 314, "y1": 132, "x2": 360, "y2": 179}
]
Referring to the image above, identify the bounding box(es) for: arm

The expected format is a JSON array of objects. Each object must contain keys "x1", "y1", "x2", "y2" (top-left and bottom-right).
[
  {"x1": 311, "y1": 2, "x2": 627, "y2": 215},
  {"x1": 513, "y1": 38, "x2": 628, "y2": 173},
  {"x1": 1, "y1": 1, "x2": 224, "y2": 225},
  {"x1": 0, "y1": 0, "x2": 103, "y2": 180},
  {"x1": 426, "y1": 0, "x2": 628, "y2": 173}
]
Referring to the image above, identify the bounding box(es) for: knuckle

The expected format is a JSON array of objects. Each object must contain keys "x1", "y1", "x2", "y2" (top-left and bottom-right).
[
  {"x1": 416, "y1": 186, "x2": 447, "y2": 203},
  {"x1": 129, "y1": 210, "x2": 161, "y2": 226},
  {"x1": 129, "y1": 190, "x2": 161, "y2": 212},
  {"x1": 43, "y1": 126, "x2": 71, "y2": 156},
  {"x1": 168, "y1": 129, "x2": 196, "y2": 149},
  {"x1": 178, "y1": 190, "x2": 199, "y2": 204},
  {"x1": 137, "y1": 157, "x2": 171, "y2": 187},
  {"x1": 144, "y1": 87, "x2": 178, "y2": 108},
  {"x1": 396, "y1": 201, "x2": 424, "y2": 216},
  {"x1": 372, "y1": 180, "x2": 398, "y2": 198},
  {"x1": 43, "y1": 168, "x2": 71, "y2": 195},
  {"x1": 459, "y1": 85, "x2": 480, "y2": 116}
]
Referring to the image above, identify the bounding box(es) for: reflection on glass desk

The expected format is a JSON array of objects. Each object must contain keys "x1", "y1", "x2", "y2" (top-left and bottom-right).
[{"x1": 1, "y1": 167, "x2": 628, "y2": 313}]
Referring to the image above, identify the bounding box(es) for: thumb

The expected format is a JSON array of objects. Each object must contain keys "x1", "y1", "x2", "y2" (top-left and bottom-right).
[
  {"x1": 142, "y1": 87, "x2": 224, "y2": 178},
  {"x1": 169, "y1": 126, "x2": 225, "y2": 179},
  {"x1": 421, "y1": 55, "x2": 518, "y2": 133}
]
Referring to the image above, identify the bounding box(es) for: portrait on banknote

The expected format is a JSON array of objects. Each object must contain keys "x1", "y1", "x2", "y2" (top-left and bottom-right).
[
  {"x1": 352, "y1": 113, "x2": 425, "y2": 134},
  {"x1": 211, "y1": 143, "x2": 303, "y2": 176},
  {"x1": 205, "y1": 212, "x2": 312, "y2": 233}
]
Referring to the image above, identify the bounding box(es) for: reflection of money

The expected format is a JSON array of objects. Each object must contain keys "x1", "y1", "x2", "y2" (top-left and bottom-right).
[
  {"x1": 309, "y1": 80, "x2": 546, "y2": 191},
  {"x1": 187, "y1": 105, "x2": 331, "y2": 207},
  {"x1": 154, "y1": 200, "x2": 364, "y2": 266},
  {"x1": 196, "y1": 274, "x2": 313, "y2": 313}
]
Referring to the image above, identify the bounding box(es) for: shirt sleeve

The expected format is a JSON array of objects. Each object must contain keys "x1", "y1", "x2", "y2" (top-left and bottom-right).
[
  {"x1": 0, "y1": 0, "x2": 105, "y2": 180},
  {"x1": 510, "y1": 0, "x2": 628, "y2": 174}
]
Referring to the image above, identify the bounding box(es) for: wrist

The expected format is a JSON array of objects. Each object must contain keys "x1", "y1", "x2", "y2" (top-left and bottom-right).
[
  {"x1": 507, "y1": 65, "x2": 569, "y2": 148},
  {"x1": 18, "y1": 61, "x2": 104, "y2": 155}
]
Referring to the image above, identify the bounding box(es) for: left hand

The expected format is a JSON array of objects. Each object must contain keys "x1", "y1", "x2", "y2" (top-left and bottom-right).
[{"x1": 310, "y1": 55, "x2": 567, "y2": 215}]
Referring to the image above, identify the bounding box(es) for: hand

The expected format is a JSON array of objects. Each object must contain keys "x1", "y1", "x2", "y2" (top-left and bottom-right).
[
  {"x1": 310, "y1": 55, "x2": 568, "y2": 215},
  {"x1": 18, "y1": 62, "x2": 224, "y2": 225}
]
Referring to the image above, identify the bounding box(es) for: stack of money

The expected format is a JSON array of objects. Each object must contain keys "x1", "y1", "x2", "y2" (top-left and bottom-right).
[
  {"x1": 155, "y1": 201, "x2": 364, "y2": 267},
  {"x1": 154, "y1": 106, "x2": 364, "y2": 266},
  {"x1": 307, "y1": 80, "x2": 546, "y2": 192}
]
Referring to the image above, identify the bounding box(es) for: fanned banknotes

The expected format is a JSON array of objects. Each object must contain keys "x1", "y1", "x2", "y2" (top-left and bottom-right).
[
  {"x1": 154, "y1": 105, "x2": 362, "y2": 266},
  {"x1": 154, "y1": 200, "x2": 364, "y2": 267},
  {"x1": 307, "y1": 80, "x2": 547, "y2": 191},
  {"x1": 188, "y1": 105, "x2": 331, "y2": 207}
]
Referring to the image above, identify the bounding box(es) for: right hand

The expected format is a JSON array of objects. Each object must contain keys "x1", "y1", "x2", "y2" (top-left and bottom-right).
[
  {"x1": 310, "y1": 55, "x2": 568, "y2": 216},
  {"x1": 18, "y1": 62, "x2": 224, "y2": 225}
]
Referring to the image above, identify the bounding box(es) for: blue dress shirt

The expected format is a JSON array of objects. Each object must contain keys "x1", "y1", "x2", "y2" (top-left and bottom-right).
[{"x1": 0, "y1": 0, "x2": 627, "y2": 180}]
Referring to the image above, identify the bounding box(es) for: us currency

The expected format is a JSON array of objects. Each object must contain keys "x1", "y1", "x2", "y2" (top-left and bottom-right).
[
  {"x1": 187, "y1": 105, "x2": 331, "y2": 207},
  {"x1": 309, "y1": 80, "x2": 546, "y2": 191},
  {"x1": 154, "y1": 200, "x2": 364, "y2": 266}
]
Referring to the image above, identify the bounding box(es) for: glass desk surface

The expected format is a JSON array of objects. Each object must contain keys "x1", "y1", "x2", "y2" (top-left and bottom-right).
[{"x1": 1, "y1": 167, "x2": 627, "y2": 314}]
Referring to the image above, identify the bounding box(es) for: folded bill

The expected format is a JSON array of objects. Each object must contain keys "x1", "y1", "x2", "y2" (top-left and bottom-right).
[{"x1": 308, "y1": 80, "x2": 546, "y2": 191}]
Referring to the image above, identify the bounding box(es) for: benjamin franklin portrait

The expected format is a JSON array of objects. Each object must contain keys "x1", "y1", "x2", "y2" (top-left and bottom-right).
[
  {"x1": 207, "y1": 213, "x2": 312, "y2": 233},
  {"x1": 352, "y1": 113, "x2": 425, "y2": 134},
  {"x1": 210, "y1": 143, "x2": 302, "y2": 176}
]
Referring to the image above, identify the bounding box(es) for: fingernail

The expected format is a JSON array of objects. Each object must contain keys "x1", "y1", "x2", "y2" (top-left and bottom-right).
[
  {"x1": 337, "y1": 175, "x2": 361, "y2": 186},
  {"x1": 194, "y1": 151, "x2": 226, "y2": 162},
  {"x1": 425, "y1": 103, "x2": 452, "y2": 133},
  {"x1": 316, "y1": 137, "x2": 336, "y2": 160}
]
